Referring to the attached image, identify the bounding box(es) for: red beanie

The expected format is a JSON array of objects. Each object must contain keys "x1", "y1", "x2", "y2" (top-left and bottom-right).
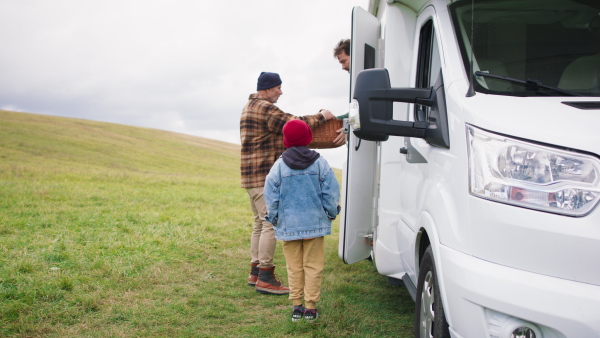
[{"x1": 283, "y1": 119, "x2": 313, "y2": 148}]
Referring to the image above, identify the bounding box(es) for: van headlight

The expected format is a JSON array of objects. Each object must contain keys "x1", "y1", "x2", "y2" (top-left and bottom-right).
[{"x1": 467, "y1": 125, "x2": 600, "y2": 216}]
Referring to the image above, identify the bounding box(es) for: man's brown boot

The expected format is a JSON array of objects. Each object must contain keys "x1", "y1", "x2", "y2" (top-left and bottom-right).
[
  {"x1": 255, "y1": 266, "x2": 290, "y2": 295},
  {"x1": 248, "y1": 263, "x2": 259, "y2": 286}
]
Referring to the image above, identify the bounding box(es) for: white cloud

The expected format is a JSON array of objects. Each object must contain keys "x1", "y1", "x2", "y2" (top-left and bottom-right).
[{"x1": 0, "y1": 0, "x2": 367, "y2": 168}]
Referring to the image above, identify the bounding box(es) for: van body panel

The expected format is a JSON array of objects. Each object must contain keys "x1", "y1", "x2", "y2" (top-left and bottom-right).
[
  {"x1": 469, "y1": 195, "x2": 600, "y2": 285},
  {"x1": 441, "y1": 244, "x2": 600, "y2": 337},
  {"x1": 463, "y1": 95, "x2": 600, "y2": 155}
]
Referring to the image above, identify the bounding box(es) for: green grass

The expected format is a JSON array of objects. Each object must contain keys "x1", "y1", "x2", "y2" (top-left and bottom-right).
[{"x1": 0, "y1": 110, "x2": 414, "y2": 337}]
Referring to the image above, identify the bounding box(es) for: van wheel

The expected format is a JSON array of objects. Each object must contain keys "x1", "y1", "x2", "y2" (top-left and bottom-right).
[{"x1": 414, "y1": 246, "x2": 450, "y2": 338}]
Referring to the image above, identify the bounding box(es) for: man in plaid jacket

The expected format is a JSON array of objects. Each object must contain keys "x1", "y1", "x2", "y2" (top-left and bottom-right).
[{"x1": 240, "y1": 72, "x2": 337, "y2": 295}]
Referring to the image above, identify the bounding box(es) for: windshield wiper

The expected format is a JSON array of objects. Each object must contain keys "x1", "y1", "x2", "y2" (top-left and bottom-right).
[{"x1": 474, "y1": 71, "x2": 583, "y2": 97}]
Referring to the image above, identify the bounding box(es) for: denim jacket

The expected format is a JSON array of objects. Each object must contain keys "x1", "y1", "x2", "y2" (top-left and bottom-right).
[{"x1": 264, "y1": 147, "x2": 340, "y2": 241}]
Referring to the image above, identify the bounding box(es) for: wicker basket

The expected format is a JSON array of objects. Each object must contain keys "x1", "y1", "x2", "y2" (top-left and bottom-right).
[{"x1": 308, "y1": 119, "x2": 344, "y2": 149}]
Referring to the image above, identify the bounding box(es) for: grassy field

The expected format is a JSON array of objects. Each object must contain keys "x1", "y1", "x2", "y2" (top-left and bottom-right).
[{"x1": 0, "y1": 110, "x2": 415, "y2": 337}]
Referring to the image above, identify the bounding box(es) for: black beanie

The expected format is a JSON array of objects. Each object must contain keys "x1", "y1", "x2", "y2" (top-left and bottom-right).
[{"x1": 257, "y1": 72, "x2": 282, "y2": 90}]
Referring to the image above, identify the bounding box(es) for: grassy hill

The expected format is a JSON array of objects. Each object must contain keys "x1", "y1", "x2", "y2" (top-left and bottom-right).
[{"x1": 0, "y1": 110, "x2": 413, "y2": 337}]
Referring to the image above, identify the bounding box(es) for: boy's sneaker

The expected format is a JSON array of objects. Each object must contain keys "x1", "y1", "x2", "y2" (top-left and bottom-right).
[
  {"x1": 291, "y1": 306, "x2": 304, "y2": 322},
  {"x1": 304, "y1": 309, "x2": 318, "y2": 322}
]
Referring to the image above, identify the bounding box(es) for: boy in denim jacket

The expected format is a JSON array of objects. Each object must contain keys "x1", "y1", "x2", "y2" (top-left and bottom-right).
[{"x1": 264, "y1": 119, "x2": 340, "y2": 322}]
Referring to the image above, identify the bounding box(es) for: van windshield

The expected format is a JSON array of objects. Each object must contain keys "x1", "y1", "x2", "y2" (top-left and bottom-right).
[{"x1": 449, "y1": 0, "x2": 600, "y2": 97}]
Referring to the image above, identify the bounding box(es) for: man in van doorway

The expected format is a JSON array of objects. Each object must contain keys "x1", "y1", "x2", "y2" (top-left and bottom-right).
[
  {"x1": 334, "y1": 38, "x2": 351, "y2": 73},
  {"x1": 332, "y1": 39, "x2": 351, "y2": 125},
  {"x1": 240, "y1": 71, "x2": 337, "y2": 295}
]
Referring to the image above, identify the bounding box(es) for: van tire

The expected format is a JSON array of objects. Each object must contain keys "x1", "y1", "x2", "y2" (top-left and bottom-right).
[{"x1": 414, "y1": 246, "x2": 450, "y2": 338}]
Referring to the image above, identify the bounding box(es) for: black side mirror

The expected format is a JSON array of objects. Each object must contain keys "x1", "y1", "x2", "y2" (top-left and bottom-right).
[{"x1": 352, "y1": 68, "x2": 449, "y2": 149}]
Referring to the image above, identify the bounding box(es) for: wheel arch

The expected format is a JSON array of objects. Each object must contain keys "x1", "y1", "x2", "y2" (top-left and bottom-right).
[
  {"x1": 416, "y1": 227, "x2": 431, "y2": 269},
  {"x1": 413, "y1": 212, "x2": 454, "y2": 330}
]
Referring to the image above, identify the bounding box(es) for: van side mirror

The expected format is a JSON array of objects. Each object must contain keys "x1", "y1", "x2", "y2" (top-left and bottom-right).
[{"x1": 352, "y1": 68, "x2": 450, "y2": 148}]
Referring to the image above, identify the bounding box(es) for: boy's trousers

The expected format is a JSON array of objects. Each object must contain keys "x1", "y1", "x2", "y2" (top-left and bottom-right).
[{"x1": 282, "y1": 237, "x2": 325, "y2": 309}]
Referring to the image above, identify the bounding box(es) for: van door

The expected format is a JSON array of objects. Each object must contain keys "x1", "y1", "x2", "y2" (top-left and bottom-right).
[
  {"x1": 339, "y1": 6, "x2": 381, "y2": 264},
  {"x1": 399, "y1": 10, "x2": 444, "y2": 238}
]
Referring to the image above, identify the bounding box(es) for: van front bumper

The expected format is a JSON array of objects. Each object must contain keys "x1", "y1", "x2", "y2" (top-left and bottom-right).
[{"x1": 438, "y1": 245, "x2": 600, "y2": 338}]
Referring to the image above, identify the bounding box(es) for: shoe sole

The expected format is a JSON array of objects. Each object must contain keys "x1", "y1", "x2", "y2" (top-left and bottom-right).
[
  {"x1": 304, "y1": 311, "x2": 318, "y2": 322},
  {"x1": 292, "y1": 308, "x2": 304, "y2": 322},
  {"x1": 255, "y1": 288, "x2": 290, "y2": 295}
]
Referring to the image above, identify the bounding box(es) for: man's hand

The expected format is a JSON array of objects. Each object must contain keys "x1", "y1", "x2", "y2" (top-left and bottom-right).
[
  {"x1": 333, "y1": 127, "x2": 346, "y2": 146},
  {"x1": 320, "y1": 109, "x2": 335, "y2": 120}
]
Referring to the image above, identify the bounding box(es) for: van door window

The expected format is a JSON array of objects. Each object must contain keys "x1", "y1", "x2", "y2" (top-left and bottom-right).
[{"x1": 415, "y1": 20, "x2": 442, "y2": 122}]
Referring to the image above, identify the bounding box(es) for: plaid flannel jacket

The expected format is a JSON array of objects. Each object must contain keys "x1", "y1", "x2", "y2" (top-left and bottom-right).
[{"x1": 240, "y1": 93, "x2": 325, "y2": 189}]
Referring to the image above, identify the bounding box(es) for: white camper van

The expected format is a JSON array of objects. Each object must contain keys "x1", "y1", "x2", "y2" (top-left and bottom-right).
[{"x1": 339, "y1": 0, "x2": 600, "y2": 337}]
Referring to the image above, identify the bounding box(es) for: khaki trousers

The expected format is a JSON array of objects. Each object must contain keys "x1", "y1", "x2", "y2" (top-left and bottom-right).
[
  {"x1": 282, "y1": 237, "x2": 325, "y2": 309},
  {"x1": 246, "y1": 187, "x2": 276, "y2": 268}
]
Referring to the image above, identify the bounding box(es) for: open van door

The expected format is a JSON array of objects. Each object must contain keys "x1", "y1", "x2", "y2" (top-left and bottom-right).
[{"x1": 339, "y1": 6, "x2": 381, "y2": 264}]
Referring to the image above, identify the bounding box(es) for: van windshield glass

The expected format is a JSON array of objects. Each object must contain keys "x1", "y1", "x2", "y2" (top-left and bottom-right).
[{"x1": 449, "y1": 0, "x2": 600, "y2": 97}]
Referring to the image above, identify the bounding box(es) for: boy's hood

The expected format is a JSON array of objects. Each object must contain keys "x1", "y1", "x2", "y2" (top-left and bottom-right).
[{"x1": 282, "y1": 146, "x2": 320, "y2": 170}]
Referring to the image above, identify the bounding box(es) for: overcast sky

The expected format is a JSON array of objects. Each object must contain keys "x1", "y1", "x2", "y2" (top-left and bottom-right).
[{"x1": 0, "y1": 0, "x2": 369, "y2": 168}]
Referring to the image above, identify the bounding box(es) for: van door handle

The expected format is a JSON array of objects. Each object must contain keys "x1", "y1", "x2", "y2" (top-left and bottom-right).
[{"x1": 400, "y1": 147, "x2": 408, "y2": 154}]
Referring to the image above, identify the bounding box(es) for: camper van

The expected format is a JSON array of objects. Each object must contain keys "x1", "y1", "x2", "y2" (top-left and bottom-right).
[{"x1": 339, "y1": 0, "x2": 600, "y2": 337}]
